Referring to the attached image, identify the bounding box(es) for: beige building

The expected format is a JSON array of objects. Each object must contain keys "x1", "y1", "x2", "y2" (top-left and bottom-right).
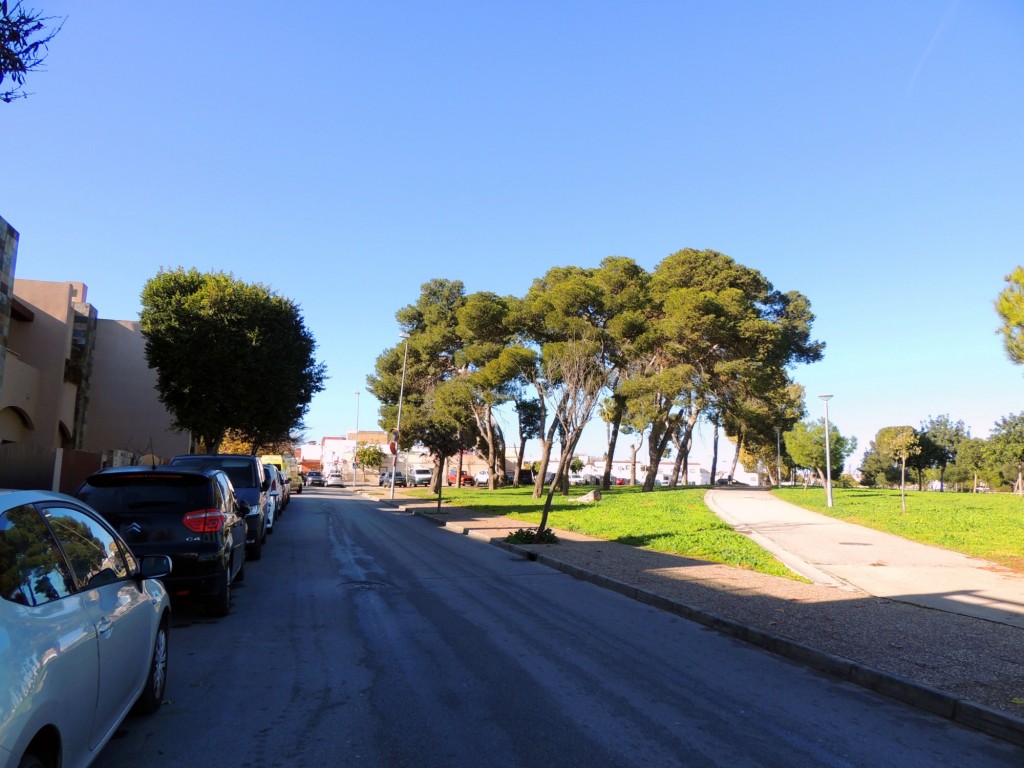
[
  {"x1": 0, "y1": 278, "x2": 187, "y2": 459},
  {"x1": 83, "y1": 319, "x2": 190, "y2": 458}
]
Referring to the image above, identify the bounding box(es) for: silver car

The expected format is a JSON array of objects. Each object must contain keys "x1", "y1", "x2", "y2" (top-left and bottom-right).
[{"x1": 0, "y1": 490, "x2": 172, "y2": 768}]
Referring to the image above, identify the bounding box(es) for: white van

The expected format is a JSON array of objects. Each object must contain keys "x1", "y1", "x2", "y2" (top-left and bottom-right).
[{"x1": 409, "y1": 467, "x2": 433, "y2": 487}]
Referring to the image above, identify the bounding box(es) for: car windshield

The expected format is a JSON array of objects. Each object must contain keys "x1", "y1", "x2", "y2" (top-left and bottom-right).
[
  {"x1": 79, "y1": 474, "x2": 210, "y2": 514},
  {"x1": 172, "y1": 457, "x2": 258, "y2": 488}
]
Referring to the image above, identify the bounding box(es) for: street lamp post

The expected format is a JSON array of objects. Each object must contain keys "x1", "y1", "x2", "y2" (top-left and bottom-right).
[
  {"x1": 390, "y1": 333, "x2": 410, "y2": 500},
  {"x1": 353, "y1": 390, "x2": 360, "y2": 485},
  {"x1": 819, "y1": 394, "x2": 834, "y2": 508}
]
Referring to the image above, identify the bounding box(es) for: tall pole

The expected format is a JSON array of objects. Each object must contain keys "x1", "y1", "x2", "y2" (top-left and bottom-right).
[
  {"x1": 390, "y1": 333, "x2": 410, "y2": 500},
  {"x1": 353, "y1": 390, "x2": 360, "y2": 485},
  {"x1": 819, "y1": 394, "x2": 834, "y2": 508}
]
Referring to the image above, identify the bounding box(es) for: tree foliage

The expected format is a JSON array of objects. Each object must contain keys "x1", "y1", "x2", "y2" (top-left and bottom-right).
[
  {"x1": 784, "y1": 418, "x2": 856, "y2": 486},
  {"x1": 988, "y1": 412, "x2": 1024, "y2": 496},
  {"x1": 140, "y1": 268, "x2": 326, "y2": 453},
  {"x1": 1, "y1": 2, "x2": 63, "y2": 102},
  {"x1": 874, "y1": 426, "x2": 920, "y2": 511},
  {"x1": 996, "y1": 267, "x2": 1024, "y2": 366}
]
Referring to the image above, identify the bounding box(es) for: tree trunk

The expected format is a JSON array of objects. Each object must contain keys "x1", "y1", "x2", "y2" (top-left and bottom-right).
[
  {"x1": 900, "y1": 458, "x2": 907, "y2": 512},
  {"x1": 670, "y1": 431, "x2": 685, "y2": 486},
  {"x1": 709, "y1": 418, "x2": 720, "y2": 485},
  {"x1": 602, "y1": 406, "x2": 624, "y2": 491},
  {"x1": 727, "y1": 429, "x2": 744, "y2": 482}
]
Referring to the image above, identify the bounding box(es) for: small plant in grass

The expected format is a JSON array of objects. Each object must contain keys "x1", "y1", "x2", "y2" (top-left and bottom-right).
[{"x1": 506, "y1": 528, "x2": 559, "y2": 544}]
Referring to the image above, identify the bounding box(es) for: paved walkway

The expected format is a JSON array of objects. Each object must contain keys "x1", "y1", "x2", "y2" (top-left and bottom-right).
[{"x1": 705, "y1": 488, "x2": 1024, "y2": 629}]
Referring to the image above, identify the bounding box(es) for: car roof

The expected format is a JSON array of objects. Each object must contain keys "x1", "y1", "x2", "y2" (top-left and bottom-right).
[
  {"x1": 87, "y1": 465, "x2": 219, "y2": 480},
  {"x1": 0, "y1": 489, "x2": 84, "y2": 511}
]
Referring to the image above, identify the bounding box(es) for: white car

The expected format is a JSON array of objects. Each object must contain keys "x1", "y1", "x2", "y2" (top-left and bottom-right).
[
  {"x1": 0, "y1": 490, "x2": 172, "y2": 768},
  {"x1": 326, "y1": 471, "x2": 345, "y2": 487},
  {"x1": 474, "y1": 469, "x2": 490, "y2": 486}
]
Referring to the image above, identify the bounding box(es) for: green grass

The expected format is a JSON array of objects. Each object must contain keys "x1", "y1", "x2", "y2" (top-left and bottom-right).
[
  {"x1": 405, "y1": 485, "x2": 799, "y2": 579},
  {"x1": 773, "y1": 487, "x2": 1024, "y2": 571}
]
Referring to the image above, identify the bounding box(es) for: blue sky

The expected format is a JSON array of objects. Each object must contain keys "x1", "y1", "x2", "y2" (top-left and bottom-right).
[{"x1": 5, "y1": 1, "x2": 1024, "y2": 471}]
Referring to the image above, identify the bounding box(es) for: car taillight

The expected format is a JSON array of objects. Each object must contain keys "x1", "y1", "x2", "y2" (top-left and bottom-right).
[{"x1": 183, "y1": 508, "x2": 226, "y2": 533}]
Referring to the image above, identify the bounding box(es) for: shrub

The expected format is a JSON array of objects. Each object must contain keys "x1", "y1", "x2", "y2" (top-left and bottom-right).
[{"x1": 506, "y1": 527, "x2": 559, "y2": 545}]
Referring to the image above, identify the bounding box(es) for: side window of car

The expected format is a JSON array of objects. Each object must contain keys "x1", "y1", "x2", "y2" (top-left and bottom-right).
[
  {"x1": 45, "y1": 505, "x2": 129, "y2": 590},
  {"x1": 0, "y1": 505, "x2": 76, "y2": 606}
]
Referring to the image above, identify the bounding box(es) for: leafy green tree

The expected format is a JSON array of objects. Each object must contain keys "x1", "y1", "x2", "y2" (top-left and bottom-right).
[
  {"x1": 140, "y1": 268, "x2": 326, "y2": 453},
  {"x1": 355, "y1": 444, "x2": 385, "y2": 480},
  {"x1": 635, "y1": 249, "x2": 824, "y2": 491},
  {"x1": 919, "y1": 415, "x2": 967, "y2": 491},
  {"x1": 988, "y1": 413, "x2": 1024, "y2": 496},
  {"x1": 875, "y1": 426, "x2": 920, "y2": 511},
  {"x1": 858, "y1": 444, "x2": 899, "y2": 488},
  {"x1": 368, "y1": 279, "x2": 481, "y2": 493},
  {"x1": 1, "y1": 2, "x2": 63, "y2": 102},
  {"x1": 996, "y1": 267, "x2": 1024, "y2": 365},
  {"x1": 954, "y1": 436, "x2": 989, "y2": 493},
  {"x1": 785, "y1": 418, "x2": 856, "y2": 488}
]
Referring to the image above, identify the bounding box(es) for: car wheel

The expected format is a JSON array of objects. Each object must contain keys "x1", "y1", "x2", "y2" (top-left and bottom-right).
[
  {"x1": 134, "y1": 620, "x2": 169, "y2": 715},
  {"x1": 248, "y1": 534, "x2": 263, "y2": 561},
  {"x1": 207, "y1": 570, "x2": 231, "y2": 617}
]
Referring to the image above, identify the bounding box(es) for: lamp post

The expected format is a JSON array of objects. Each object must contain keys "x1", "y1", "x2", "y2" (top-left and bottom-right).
[
  {"x1": 390, "y1": 333, "x2": 410, "y2": 500},
  {"x1": 819, "y1": 394, "x2": 834, "y2": 508},
  {"x1": 353, "y1": 390, "x2": 360, "y2": 485}
]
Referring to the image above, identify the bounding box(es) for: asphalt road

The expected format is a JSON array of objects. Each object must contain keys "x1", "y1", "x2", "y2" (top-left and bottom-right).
[{"x1": 93, "y1": 489, "x2": 1023, "y2": 767}]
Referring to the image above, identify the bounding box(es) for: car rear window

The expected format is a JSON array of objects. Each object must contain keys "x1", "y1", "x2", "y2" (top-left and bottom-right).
[
  {"x1": 78, "y1": 474, "x2": 211, "y2": 515},
  {"x1": 171, "y1": 457, "x2": 259, "y2": 488}
]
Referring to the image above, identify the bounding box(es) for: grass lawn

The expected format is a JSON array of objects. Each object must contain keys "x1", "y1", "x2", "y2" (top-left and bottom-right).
[
  {"x1": 773, "y1": 487, "x2": 1024, "y2": 572},
  {"x1": 403, "y1": 485, "x2": 799, "y2": 579}
]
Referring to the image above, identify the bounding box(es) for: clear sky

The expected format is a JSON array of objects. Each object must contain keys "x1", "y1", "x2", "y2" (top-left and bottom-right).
[{"x1": 5, "y1": 1, "x2": 1024, "y2": 472}]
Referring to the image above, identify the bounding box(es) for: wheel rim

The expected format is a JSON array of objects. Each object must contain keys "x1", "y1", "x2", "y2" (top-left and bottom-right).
[{"x1": 152, "y1": 626, "x2": 168, "y2": 699}]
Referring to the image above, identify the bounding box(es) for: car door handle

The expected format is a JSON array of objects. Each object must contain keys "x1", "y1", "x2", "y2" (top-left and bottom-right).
[{"x1": 97, "y1": 617, "x2": 113, "y2": 637}]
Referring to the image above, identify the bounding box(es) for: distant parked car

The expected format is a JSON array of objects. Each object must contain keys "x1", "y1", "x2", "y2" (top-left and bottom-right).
[
  {"x1": 326, "y1": 471, "x2": 345, "y2": 487},
  {"x1": 408, "y1": 467, "x2": 433, "y2": 487},
  {"x1": 263, "y1": 464, "x2": 280, "y2": 532},
  {"x1": 380, "y1": 471, "x2": 407, "y2": 487},
  {"x1": 447, "y1": 469, "x2": 474, "y2": 487},
  {"x1": 169, "y1": 454, "x2": 270, "y2": 561},
  {"x1": 77, "y1": 465, "x2": 248, "y2": 616},
  {"x1": 474, "y1": 469, "x2": 490, "y2": 486},
  {"x1": 306, "y1": 470, "x2": 324, "y2": 487},
  {"x1": 0, "y1": 491, "x2": 172, "y2": 768}
]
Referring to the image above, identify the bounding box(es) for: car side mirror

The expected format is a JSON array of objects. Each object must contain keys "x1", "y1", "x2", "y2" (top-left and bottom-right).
[
  {"x1": 237, "y1": 499, "x2": 252, "y2": 515},
  {"x1": 138, "y1": 554, "x2": 172, "y2": 580}
]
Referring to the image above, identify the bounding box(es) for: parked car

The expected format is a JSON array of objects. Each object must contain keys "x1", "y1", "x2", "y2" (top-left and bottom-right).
[
  {"x1": 263, "y1": 464, "x2": 281, "y2": 532},
  {"x1": 379, "y1": 471, "x2": 407, "y2": 487},
  {"x1": 474, "y1": 469, "x2": 490, "y2": 486},
  {"x1": 447, "y1": 469, "x2": 474, "y2": 487},
  {"x1": 0, "y1": 490, "x2": 172, "y2": 768},
  {"x1": 408, "y1": 467, "x2": 433, "y2": 487},
  {"x1": 76, "y1": 465, "x2": 247, "y2": 616},
  {"x1": 325, "y1": 471, "x2": 345, "y2": 487},
  {"x1": 289, "y1": 471, "x2": 303, "y2": 494},
  {"x1": 306, "y1": 470, "x2": 324, "y2": 487},
  {"x1": 505, "y1": 468, "x2": 535, "y2": 485},
  {"x1": 168, "y1": 454, "x2": 270, "y2": 560},
  {"x1": 276, "y1": 466, "x2": 290, "y2": 510}
]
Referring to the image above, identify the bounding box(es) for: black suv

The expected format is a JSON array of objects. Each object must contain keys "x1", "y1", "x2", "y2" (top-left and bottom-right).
[{"x1": 76, "y1": 465, "x2": 248, "y2": 616}]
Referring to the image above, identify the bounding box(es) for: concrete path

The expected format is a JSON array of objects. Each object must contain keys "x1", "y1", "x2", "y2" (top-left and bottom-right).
[{"x1": 706, "y1": 488, "x2": 1024, "y2": 628}]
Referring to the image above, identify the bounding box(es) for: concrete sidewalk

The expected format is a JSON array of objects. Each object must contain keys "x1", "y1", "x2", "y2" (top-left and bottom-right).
[{"x1": 705, "y1": 488, "x2": 1024, "y2": 629}]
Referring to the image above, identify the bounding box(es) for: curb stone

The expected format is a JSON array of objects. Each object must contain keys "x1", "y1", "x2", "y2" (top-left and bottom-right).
[{"x1": 373, "y1": 494, "x2": 1024, "y2": 748}]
